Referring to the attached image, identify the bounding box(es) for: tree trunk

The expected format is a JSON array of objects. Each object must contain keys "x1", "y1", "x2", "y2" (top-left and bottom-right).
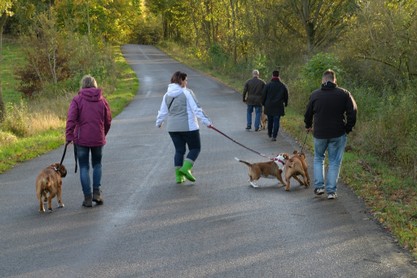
[{"x1": 0, "y1": 12, "x2": 8, "y2": 123}]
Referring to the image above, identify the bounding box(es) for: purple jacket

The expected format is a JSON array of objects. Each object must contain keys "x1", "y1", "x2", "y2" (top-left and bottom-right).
[{"x1": 66, "y1": 88, "x2": 112, "y2": 147}]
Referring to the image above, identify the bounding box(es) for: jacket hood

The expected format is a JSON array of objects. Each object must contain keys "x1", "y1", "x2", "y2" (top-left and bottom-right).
[
  {"x1": 79, "y1": 87, "x2": 103, "y2": 102},
  {"x1": 166, "y1": 83, "x2": 184, "y2": 98}
]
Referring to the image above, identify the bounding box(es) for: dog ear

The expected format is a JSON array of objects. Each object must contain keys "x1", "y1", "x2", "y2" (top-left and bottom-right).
[{"x1": 59, "y1": 165, "x2": 67, "y2": 178}]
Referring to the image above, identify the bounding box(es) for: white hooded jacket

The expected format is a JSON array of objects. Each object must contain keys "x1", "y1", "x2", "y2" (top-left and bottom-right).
[{"x1": 156, "y1": 83, "x2": 211, "y2": 131}]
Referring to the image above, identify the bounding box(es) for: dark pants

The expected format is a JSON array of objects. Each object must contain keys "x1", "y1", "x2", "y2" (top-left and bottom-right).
[
  {"x1": 267, "y1": 115, "x2": 281, "y2": 138},
  {"x1": 169, "y1": 130, "x2": 201, "y2": 167}
]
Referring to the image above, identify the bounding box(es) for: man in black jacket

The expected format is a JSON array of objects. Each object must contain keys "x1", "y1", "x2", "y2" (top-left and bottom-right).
[
  {"x1": 304, "y1": 69, "x2": 357, "y2": 199},
  {"x1": 243, "y1": 70, "x2": 265, "y2": 131},
  {"x1": 262, "y1": 70, "x2": 288, "y2": 141}
]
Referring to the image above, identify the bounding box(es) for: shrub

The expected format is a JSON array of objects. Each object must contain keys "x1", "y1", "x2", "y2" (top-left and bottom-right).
[
  {"x1": 302, "y1": 52, "x2": 344, "y2": 92},
  {"x1": 0, "y1": 131, "x2": 18, "y2": 146},
  {"x1": 1, "y1": 101, "x2": 30, "y2": 137}
]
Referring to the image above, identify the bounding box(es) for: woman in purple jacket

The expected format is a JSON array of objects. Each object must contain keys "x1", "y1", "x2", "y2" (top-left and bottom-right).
[{"x1": 66, "y1": 75, "x2": 112, "y2": 207}]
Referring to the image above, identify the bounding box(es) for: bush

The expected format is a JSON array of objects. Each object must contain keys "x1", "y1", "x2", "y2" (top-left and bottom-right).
[
  {"x1": 1, "y1": 101, "x2": 30, "y2": 137},
  {"x1": 302, "y1": 52, "x2": 344, "y2": 92},
  {"x1": 0, "y1": 131, "x2": 18, "y2": 146}
]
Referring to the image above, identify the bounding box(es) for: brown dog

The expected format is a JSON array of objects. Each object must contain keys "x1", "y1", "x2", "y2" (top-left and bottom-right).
[
  {"x1": 260, "y1": 110, "x2": 267, "y2": 130},
  {"x1": 36, "y1": 163, "x2": 67, "y2": 212},
  {"x1": 235, "y1": 153, "x2": 289, "y2": 188},
  {"x1": 283, "y1": 151, "x2": 310, "y2": 191}
]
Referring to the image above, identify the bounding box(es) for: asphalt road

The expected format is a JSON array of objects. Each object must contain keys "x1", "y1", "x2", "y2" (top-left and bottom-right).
[{"x1": 0, "y1": 44, "x2": 416, "y2": 278}]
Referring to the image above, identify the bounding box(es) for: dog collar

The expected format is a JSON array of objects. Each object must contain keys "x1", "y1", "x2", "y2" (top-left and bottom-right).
[{"x1": 274, "y1": 159, "x2": 285, "y2": 170}]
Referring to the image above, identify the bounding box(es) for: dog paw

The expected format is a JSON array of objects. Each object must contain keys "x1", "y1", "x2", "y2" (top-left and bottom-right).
[{"x1": 58, "y1": 204, "x2": 65, "y2": 208}]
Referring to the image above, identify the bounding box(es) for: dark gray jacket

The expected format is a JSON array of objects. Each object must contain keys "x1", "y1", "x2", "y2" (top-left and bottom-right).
[{"x1": 243, "y1": 77, "x2": 265, "y2": 105}]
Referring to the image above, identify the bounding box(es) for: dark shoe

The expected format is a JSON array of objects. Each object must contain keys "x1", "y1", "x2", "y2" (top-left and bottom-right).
[
  {"x1": 82, "y1": 195, "x2": 93, "y2": 207},
  {"x1": 327, "y1": 193, "x2": 338, "y2": 199},
  {"x1": 268, "y1": 134, "x2": 272, "y2": 138},
  {"x1": 255, "y1": 128, "x2": 259, "y2": 131},
  {"x1": 314, "y1": 188, "x2": 325, "y2": 195},
  {"x1": 245, "y1": 126, "x2": 251, "y2": 130},
  {"x1": 271, "y1": 137, "x2": 277, "y2": 141},
  {"x1": 93, "y1": 189, "x2": 103, "y2": 205}
]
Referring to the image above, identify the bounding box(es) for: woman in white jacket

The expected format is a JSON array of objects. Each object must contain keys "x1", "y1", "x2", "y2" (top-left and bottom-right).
[{"x1": 156, "y1": 71, "x2": 212, "y2": 183}]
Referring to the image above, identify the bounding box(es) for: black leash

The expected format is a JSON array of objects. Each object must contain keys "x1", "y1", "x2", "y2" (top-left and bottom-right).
[
  {"x1": 59, "y1": 141, "x2": 77, "y2": 173},
  {"x1": 209, "y1": 125, "x2": 272, "y2": 160},
  {"x1": 59, "y1": 142, "x2": 70, "y2": 166}
]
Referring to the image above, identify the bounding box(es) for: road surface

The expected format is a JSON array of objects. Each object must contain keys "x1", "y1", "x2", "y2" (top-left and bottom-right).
[{"x1": 0, "y1": 44, "x2": 415, "y2": 277}]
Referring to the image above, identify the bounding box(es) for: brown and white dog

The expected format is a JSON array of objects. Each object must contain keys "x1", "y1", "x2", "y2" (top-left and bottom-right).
[
  {"x1": 235, "y1": 153, "x2": 289, "y2": 188},
  {"x1": 35, "y1": 163, "x2": 67, "y2": 212},
  {"x1": 283, "y1": 150, "x2": 310, "y2": 191}
]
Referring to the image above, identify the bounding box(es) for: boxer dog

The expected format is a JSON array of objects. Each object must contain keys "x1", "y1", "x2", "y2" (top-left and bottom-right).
[
  {"x1": 260, "y1": 112, "x2": 267, "y2": 130},
  {"x1": 36, "y1": 163, "x2": 67, "y2": 212},
  {"x1": 283, "y1": 150, "x2": 310, "y2": 191},
  {"x1": 235, "y1": 153, "x2": 289, "y2": 188}
]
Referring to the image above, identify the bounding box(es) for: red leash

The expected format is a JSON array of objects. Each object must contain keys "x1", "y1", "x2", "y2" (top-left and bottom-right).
[{"x1": 209, "y1": 125, "x2": 272, "y2": 160}]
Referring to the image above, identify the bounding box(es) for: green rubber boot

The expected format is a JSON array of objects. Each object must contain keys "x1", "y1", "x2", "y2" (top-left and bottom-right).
[
  {"x1": 175, "y1": 168, "x2": 186, "y2": 184},
  {"x1": 179, "y1": 160, "x2": 196, "y2": 182}
]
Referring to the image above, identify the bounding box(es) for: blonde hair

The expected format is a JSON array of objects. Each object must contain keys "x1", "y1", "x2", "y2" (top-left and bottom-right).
[{"x1": 81, "y1": 75, "x2": 98, "y2": 89}]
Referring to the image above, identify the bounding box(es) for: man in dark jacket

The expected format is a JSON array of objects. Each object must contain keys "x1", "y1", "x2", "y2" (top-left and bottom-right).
[
  {"x1": 243, "y1": 69, "x2": 265, "y2": 131},
  {"x1": 262, "y1": 70, "x2": 288, "y2": 141},
  {"x1": 304, "y1": 69, "x2": 357, "y2": 200}
]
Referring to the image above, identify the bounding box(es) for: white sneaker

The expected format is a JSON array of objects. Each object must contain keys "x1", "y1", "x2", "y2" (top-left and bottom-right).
[
  {"x1": 314, "y1": 188, "x2": 325, "y2": 195},
  {"x1": 327, "y1": 193, "x2": 337, "y2": 199}
]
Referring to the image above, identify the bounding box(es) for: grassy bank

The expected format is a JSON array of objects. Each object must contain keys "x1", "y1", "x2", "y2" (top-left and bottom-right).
[
  {"x1": 158, "y1": 43, "x2": 417, "y2": 260},
  {"x1": 0, "y1": 43, "x2": 138, "y2": 173}
]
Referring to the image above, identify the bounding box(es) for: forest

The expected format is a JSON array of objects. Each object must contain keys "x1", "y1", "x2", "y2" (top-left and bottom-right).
[{"x1": 0, "y1": 0, "x2": 416, "y2": 258}]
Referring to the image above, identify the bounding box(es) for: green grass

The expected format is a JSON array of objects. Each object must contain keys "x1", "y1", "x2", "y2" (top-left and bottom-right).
[
  {"x1": 1, "y1": 39, "x2": 24, "y2": 104},
  {"x1": 0, "y1": 43, "x2": 138, "y2": 173}
]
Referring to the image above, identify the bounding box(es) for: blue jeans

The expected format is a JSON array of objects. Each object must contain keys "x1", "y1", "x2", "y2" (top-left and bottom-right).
[
  {"x1": 169, "y1": 130, "x2": 201, "y2": 167},
  {"x1": 76, "y1": 145, "x2": 103, "y2": 196},
  {"x1": 313, "y1": 134, "x2": 347, "y2": 194},
  {"x1": 267, "y1": 115, "x2": 281, "y2": 138},
  {"x1": 246, "y1": 105, "x2": 262, "y2": 129}
]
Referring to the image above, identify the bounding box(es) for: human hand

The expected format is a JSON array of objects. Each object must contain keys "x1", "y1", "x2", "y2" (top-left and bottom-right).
[{"x1": 306, "y1": 128, "x2": 312, "y2": 133}]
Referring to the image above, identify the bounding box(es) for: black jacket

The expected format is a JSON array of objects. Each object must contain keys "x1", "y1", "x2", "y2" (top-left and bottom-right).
[
  {"x1": 304, "y1": 82, "x2": 357, "y2": 139},
  {"x1": 262, "y1": 78, "x2": 288, "y2": 116}
]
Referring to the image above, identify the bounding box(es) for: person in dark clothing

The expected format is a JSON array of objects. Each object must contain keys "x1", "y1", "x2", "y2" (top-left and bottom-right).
[
  {"x1": 304, "y1": 69, "x2": 357, "y2": 200},
  {"x1": 242, "y1": 69, "x2": 265, "y2": 131},
  {"x1": 262, "y1": 70, "x2": 288, "y2": 141}
]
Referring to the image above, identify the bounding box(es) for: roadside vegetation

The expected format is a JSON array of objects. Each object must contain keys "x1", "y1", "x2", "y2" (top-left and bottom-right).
[{"x1": 0, "y1": 0, "x2": 415, "y2": 260}]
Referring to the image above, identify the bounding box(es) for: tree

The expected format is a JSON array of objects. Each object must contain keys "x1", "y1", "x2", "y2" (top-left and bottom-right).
[
  {"x1": 275, "y1": 0, "x2": 359, "y2": 53},
  {"x1": 338, "y1": 0, "x2": 417, "y2": 87},
  {"x1": 0, "y1": 0, "x2": 15, "y2": 122}
]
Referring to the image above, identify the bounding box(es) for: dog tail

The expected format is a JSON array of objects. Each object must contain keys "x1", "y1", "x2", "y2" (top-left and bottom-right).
[{"x1": 235, "y1": 157, "x2": 252, "y2": 167}]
